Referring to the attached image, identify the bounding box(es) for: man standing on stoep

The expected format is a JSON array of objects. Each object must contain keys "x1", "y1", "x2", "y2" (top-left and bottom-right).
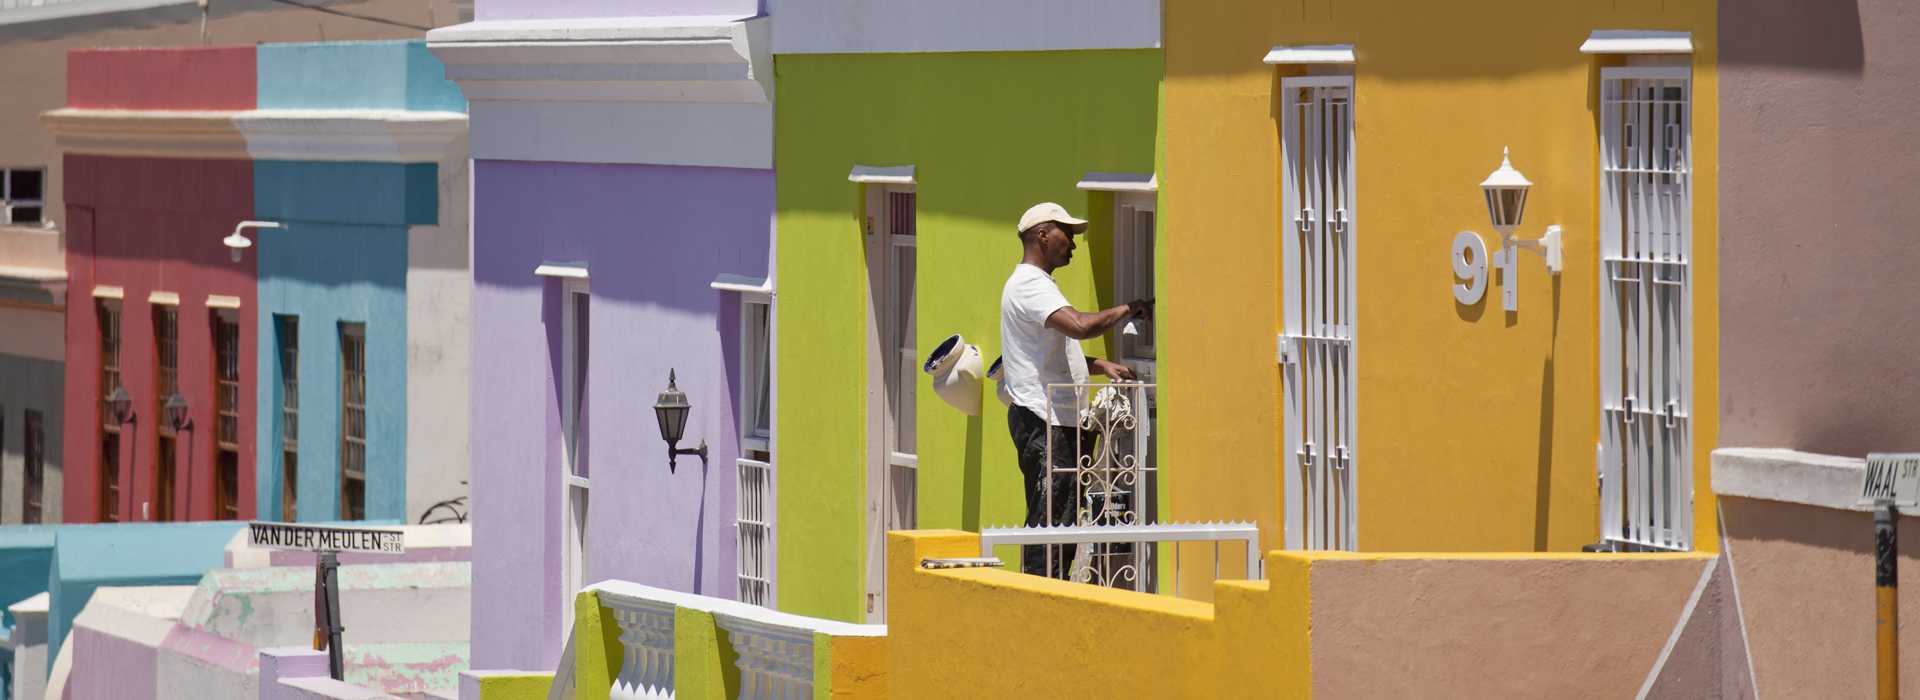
[{"x1": 1000, "y1": 202, "x2": 1152, "y2": 579}]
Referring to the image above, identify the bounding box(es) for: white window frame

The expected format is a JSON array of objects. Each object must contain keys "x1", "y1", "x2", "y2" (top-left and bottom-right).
[
  {"x1": 559, "y1": 277, "x2": 591, "y2": 631},
  {"x1": 1597, "y1": 64, "x2": 1694, "y2": 552},
  {"x1": 734, "y1": 290, "x2": 775, "y2": 606},
  {"x1": 863, "y1": 183, "x2": 915, "y2": 622},
  {"x1": 1278, "y1": 74, "x2": 1359, "y2": 552},
  {"x1": 1112, "y1": 192, "x2": 1157, "y2": 366},
  {"x1": 2, "y1": 168, "x2": 45, "y2": 226}
]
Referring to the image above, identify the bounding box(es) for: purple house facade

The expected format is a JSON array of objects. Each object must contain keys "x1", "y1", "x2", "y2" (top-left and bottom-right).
[{"x1": 428, "y1": 0, "x2": 774, "y2": 671}]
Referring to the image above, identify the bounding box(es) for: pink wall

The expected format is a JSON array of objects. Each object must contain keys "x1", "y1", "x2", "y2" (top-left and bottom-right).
[
  {"x1": 476, "y1": 0, "x2": 760, "y2": 21},
  {"x1": 1719, "y1": 0, "x2": 1920, "y2": 455},
  {"x1": 67, "y1": 47, "x2": 255, "y2": 111},
  {"x1": 62, "y1": 154, "x2": 259, "y2": 523},
  {"x1": 68, "y1": 622, "x2": 159, "y2": 700}
]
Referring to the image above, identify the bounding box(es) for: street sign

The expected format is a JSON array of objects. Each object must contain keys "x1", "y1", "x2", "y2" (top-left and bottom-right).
[
  {"x1": 248, "y1": 522, "x2": 406, "y2": 554},
  {"x1": 1858, "y1": 453, "x2": 1920, "y2": 508}
]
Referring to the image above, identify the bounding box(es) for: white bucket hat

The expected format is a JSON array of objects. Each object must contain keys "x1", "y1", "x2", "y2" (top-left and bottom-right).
[{"x1": 1017, "y1": 202, "x2": 1088, "y2": 236}]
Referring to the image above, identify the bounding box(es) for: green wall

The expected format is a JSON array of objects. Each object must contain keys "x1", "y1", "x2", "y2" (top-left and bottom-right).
[{"x1": 773, "y1": 50, "x2": 1162, "y2": 621}]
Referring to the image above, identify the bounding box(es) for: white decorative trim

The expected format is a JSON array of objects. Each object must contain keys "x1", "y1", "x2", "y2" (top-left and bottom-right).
[
  {"x1": 710, "y1": 273, "x2": 771, "y2": 302},
  {"x1": 92, "y1": 285, "x2": 124, "y2": 299},
  {"x1": 1076, "y1": 172, "x2": 1156, "y2": 193},
  {"x1": 233, "y1": 110, "x2": 468, "y2": 163},
  {"x1": 1264, "y1": 44, "x2": 1356, "y2": 65},
  {"x1": 428, "y1": 16, "x2": 773, "y2": 168},
  {"x1": 768, "y1": 0, "x2": 1159, "y2": 54},
  {"x1": 205, "y1": 294, "x2": 242, "y2": 309},
  {"x1": 1711, "y1": 447, "x2": 1872, "y2": 512},
  {"x1": 848, "y1": 165, "x2": 915, "y2": 185},
  {"x1": 147, "y1": 291, "x2": 179, "y2": 306},
  {"x1": 534, "y1": 262, "x2": 589, "y2": 279},
  {"x1": 42, "y1": 109, "x2": 248, "y2": 160},
  {"x1": 1580, "y1": 30, "x2": 1693, "y2": 55}
]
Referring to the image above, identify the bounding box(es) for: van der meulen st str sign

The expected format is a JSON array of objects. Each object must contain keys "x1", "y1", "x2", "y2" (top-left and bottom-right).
[{"x1": 248, "y1": 521, "x2": 406, "y2": 554}]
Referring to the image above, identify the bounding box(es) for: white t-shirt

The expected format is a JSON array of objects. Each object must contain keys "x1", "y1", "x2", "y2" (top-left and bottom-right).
[{"x1": 1000, "y1": 263, "x2": 1088, "y2": 425}]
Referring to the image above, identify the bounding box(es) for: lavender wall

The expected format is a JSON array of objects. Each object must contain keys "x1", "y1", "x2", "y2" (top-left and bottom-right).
[
  {"x1": 1719, "y1": 0, "x2": 1920, "y2": 455},
  {"x1": 468, "y1": 160, "x2": 772, "y2": 670},
  {"x1": 475, "y1": 0, "x2": 761, "y2": 22}
]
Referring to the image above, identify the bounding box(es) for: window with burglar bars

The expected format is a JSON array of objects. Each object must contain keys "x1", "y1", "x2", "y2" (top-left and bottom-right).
[
  {"x1": 97, "y1": 300, "x2": 122, "y2": 522},
  {"x1": 1279, "y1": 76, "x2": 1358, "y2": 552},
  {"x1": 339, "y1": 323, "x2": 366, "y2": 520},
  {"x1": 278, "y1": 316, "x2": 299, "y2": 521},
  {"x1": 2, "y1": 168, "x2": 43, "y2": 225},
  {"x1": 737, "y1": 297, "x2": 773, "y2": 606},
  {"x1": 864, "y1": 186, "x2": 916, "y2": 621},
  {"x1": 24, "y1": 409, "x2": 44, "y2": 523},
  {"x1": 154, "y1": 306, "x2": 178, "y2": 521},
  {"x1": 1598, "y1": 68, "x2": 1694, "y2": 551},
  {"x1": 214, "y1": 310, "x2": 241, "y2": 520}
]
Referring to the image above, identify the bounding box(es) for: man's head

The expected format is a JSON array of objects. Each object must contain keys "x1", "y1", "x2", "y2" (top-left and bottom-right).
[{"x1": 1016, "y1": 202, "x2": 1088, "y2": 271}]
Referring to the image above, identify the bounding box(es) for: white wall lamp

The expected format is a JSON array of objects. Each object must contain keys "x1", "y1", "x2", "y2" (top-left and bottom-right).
[
  {"x1": 1476, "y1": 147, "x2": 1562, "y2": 311},
  {"x1": 221, "y1": 220, "x2": 285, "y2": 263}
]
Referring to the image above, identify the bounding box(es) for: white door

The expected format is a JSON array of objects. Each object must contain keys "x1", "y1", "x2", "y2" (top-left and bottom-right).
[
  {"x1": 1598, "y1": 67, "x2": 1693, "y2": 551},
  {"x1": 1279, "y1": 76, "x2": 1358, "y2": 551},
  {"x1": 864, "y1": 186, "x2": 916, "y2": 621}
]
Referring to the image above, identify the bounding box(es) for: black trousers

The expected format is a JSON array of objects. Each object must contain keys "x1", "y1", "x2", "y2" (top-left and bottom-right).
[{"x1": 1008, "y1": 405, "x2": 1091, "y2": 579}]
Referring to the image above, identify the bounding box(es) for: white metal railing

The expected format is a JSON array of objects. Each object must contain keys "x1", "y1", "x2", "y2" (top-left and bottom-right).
[
  {"x1": 980, "y1": 521, "x2": 1262, "y2": 595},
  {"x1": 1597, "y1": 68, "x2": 1694, "y2": 552},
  {"x1": 736, "y1": 458, "x2": 772, "y2": 606},
  {"x1": 592, "y1": 581, "x2": 884, "y2": 700},
  {"x1": 1038, "y1": 382, "x2": 1159, "y2": 589}
]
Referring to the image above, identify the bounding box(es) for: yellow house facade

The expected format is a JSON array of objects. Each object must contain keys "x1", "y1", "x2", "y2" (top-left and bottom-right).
[{"x1": 1160, "y1": 0, "x2": 1719, "y2": 577}]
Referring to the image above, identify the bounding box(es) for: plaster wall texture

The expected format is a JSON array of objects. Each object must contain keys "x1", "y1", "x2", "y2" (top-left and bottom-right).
[
  {"x1": 766, "y1": 0, "x2": 1158, "y2": 55},
  {"x1": 467, "y1": 160, "x2": 770, "y2": 671},
  {"x1": 1720, "y1": 494, "x2": 1920, "y2": 698},
  {"x1": 44, "y1": 521, "x2": 242, "y2": 673},
  {"x1": 253, "y1": 160, "x2": 435, "y2": 523},
  {"x1": 474, "y1": 0, "x2": 757, "y2": 22},
  {"x1": 403, "y1": 134, "x2": 474, "y2": 524},
  {"x1": 64, "y1": 586, "x2": 194, "y2": 700},
  {"x1": 1718, "y1": 0, "x2": 1920, "y2": 455},
  {"x1": 256, "y1": 40, "x2": 467, "y2": 113},
  {"x1": 8, "y1": 594, "x2": 49, "y2": 700},
  {"x1": 0, "y1": 307, "x2": 63, "y2": 362},
  {"x1": 61, "y1": 153, "x2": 260, "y2": 524},
  {"x1": 0, "y1": 352, "x2": 63, "y2": 524},
  {"x1": 1161, "y1": 0, "x2": 1719, "y2": 570},
  {"x1": 772, "y1": 49, "x2": 1159, "y2": 622},
  {"x1": 0, "y1": 0, "x2": 460, "y2": 250}
]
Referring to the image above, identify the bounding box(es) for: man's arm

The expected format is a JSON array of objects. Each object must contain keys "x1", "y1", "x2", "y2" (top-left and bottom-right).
[
  {"x1": 1086, "y1": 356, "x2": 1137, "y2": 382},
  {"x1": 1044, "y1": 300, "x2": 1146, "y2": 341}
]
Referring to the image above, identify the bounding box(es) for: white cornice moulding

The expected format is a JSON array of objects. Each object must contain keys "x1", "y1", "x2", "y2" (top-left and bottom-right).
[
  {"x1": 428, "y1": 15, "x2": 772, "y2": 167},
  {"x1": 1076, "y1": 172, "x2": 1156, "y2": 193},
  {"x1": 42, "y1": 109, "x2": 248, "y2": 160},
  {"x1": 1264, "y1": 44, "x2": 1356, "y2": 65},
  {"x1": 147, "y1": 291, "x2": 180, "y2": 306},
  {"x1": 1711, "y1": 447, "x2": 1874, "y2": 512},
  {"x1": 768, "y1": 0, "x2": 1158, "y2": 54},
  {"x1": 427, "y1": 15, "x2": 771, "y2": 104},
  {"x1": 205, "y1": 295, "x2": 242, "y2": 309},
  {"x1": 534, "y1": 262, "x2": 589, "y2": 279},
  {"x1": 1580, "y1": 30, "x2": 1693, "y2": 55},
  {"x1": 233, "y1": 110, "x2": 468, "y2": 163},
  {"x1": 91, "y1": 285, "x2": 124, "y2": 299}
]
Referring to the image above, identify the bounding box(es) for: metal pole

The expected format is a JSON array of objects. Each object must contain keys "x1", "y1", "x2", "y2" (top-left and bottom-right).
[
  {"x1": 317, "y1": 551, "x2": 345, "y2": 681},
  {"x1": 1876, "y1": 504, "x2": 1898, "y2": 700}
]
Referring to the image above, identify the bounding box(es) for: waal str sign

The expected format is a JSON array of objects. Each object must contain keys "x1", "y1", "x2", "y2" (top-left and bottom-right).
[{"x1": 248, "y1": 521, "x2": 407, "y2": 554}]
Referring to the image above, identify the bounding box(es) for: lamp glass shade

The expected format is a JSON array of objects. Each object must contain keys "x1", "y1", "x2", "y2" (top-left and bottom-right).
[
  {"x1": 164, "y1": 392, "x2": 190, "y2": 431},
  {"x1": 107, "y1": 385, "x2": 133, "y2": 423},
  {"x1": 654, "y1": 370, "x2": 691, "y2": 445},
  {"x1": 1479, "y1": 147, "x2": 1533, "y2": 231}
]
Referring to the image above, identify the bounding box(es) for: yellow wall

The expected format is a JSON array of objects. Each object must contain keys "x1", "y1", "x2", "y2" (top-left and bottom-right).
[{"x1": 1161, "y1": 0, "x2": 1719, "y2": 574}]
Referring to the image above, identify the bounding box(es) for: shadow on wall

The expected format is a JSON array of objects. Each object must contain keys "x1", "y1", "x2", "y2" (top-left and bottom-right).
[{"x1": 1720, "y1": 0, "x2": 1863, "y2": 72}]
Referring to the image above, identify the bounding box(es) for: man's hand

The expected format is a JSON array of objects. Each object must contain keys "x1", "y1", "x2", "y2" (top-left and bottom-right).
[{"x1": 1090, "y1": 358, "x2": 1137, "y2": 382}]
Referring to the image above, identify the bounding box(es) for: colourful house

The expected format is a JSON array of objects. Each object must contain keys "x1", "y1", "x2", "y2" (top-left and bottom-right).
[
  {"x1": 771, "y1": 0, "x2": 1164, "y2": 621},
  {"x1": 43, "y1": 41, "x2": 470, "y2": 525},
  {"x1": 1160, "y1": 0, "x2": 1719, "y2": 585},
  {"x1": 428, "y1": 0, "x2": 775, "y2": 673}
]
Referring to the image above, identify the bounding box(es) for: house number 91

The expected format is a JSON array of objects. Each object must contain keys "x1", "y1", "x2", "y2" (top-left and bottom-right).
[{"x1": 1452, "y1": 231, "x2": 1488, "y2": 306}]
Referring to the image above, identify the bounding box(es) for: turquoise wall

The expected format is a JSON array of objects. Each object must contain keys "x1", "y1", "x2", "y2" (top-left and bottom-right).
[
  {"x1": 256, "y1": 40, "x2": 466, "y2": 112},
  {"x1": 254, "y1": 161, "x2": 432, "y2": 522},
  {"x1": 42, "y1": 522, "x2": 244, "y2": 675}
]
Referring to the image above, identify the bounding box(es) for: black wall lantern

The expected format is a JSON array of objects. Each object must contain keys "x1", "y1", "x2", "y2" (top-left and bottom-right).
[
  {"x1": 164, "y1": 392, "x2": 192, "y2": 432},
  {"x1": 107, "y1": 386, "x2": 135, "y2": 424},
  {"x1": 653, "y1": 369, "x2": 707, "y2": 472}
]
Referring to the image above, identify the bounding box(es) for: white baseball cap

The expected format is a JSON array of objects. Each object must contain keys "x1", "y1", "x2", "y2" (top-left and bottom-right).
[{"x1": 1016, "y1": 202, "x2": 1088, "y2": 236}]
